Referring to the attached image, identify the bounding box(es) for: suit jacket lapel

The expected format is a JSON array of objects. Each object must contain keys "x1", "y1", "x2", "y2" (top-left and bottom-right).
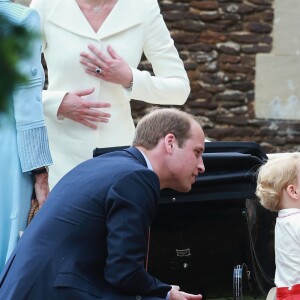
[
  {"x1": 47, "y1": 0, "x2": 141, "y2": 41},
  {"x1": 124, "y1": 147, "x2": 147, "y2": 167}
]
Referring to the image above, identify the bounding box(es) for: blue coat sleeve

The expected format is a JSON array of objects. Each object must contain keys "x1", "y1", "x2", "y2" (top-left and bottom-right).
[
  {"x1": 12, "y1": 8, "x2": 52, "y2": 172},
  {"x1": 104, "y1": 169, "x2": 171, "y2": 298}
]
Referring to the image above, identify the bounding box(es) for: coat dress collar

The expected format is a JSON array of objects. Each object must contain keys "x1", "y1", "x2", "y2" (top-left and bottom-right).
[{"x1": 47, "y1": 0, "x2": 141, "y2": 40}]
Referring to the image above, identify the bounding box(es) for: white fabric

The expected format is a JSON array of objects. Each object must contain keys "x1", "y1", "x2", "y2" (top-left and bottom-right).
[
  {"x1": 30, "y1": 0, "x2": 190, "y2": 189},
  {"x1": 275, "y1": 208, "x2": 300, "y2": 288},
  {"x1": 139, "y1": 150, "x2": 153, "y2": 171},
  {"x1": 266, "y1": 287, "x2": 276, "y2": 300}
]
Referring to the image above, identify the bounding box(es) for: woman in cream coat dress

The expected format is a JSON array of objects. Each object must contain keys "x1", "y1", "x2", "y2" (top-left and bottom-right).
[{"x1": 30, "y1": 0, "x2": 190, "y2": 189}]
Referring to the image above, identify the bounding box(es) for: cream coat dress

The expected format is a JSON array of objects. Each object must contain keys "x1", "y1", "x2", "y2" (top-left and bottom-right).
[{"x1": 30, "y1": 0, "x2": 190, "y2": 189}]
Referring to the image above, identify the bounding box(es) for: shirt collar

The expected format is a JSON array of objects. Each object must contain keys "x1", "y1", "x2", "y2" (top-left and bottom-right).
[
  {"x1": 278, "y1": 208, "x2": 300, "y2": 218},
  {"x1": 137, "y1": 149, "x2": 153, "y2": 171}
]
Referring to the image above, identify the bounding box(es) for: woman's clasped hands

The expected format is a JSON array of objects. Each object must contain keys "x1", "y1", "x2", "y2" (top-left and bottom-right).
[{"x1": 58, "y1": 43, "x2": 135, "y2": 129}]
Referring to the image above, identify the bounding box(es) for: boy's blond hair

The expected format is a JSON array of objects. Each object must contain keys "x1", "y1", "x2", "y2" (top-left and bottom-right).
[{"x1": 256, "y1": 153, "x2": 300, "y2": 211}]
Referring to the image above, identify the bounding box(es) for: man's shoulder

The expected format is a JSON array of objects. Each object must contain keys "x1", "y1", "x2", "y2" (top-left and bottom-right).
[
  {"x1": 72, "y1": 148, "x2": 147, "y2": 178},
  {"x1": 94, "y1": 147, "x2": 145, "y2": 165}
]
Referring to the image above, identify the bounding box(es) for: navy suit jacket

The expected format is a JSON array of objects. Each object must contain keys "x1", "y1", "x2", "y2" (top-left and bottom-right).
[{"x1": 0, "y1": 147, "x2": 171, "y2": 299}]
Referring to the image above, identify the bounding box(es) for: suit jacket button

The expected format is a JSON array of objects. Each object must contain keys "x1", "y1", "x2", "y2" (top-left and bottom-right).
[
  {"x1": 31, "y1": 67, "x2": 37, "y2": 76},
  {"x1": 136, "y1": 296, "x2": 142, "y2": 300}
]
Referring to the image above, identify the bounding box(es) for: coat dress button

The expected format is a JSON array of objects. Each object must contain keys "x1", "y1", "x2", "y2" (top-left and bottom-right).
[{"x1": 31, "y1": 67, "x2": 37, "y2": 76}]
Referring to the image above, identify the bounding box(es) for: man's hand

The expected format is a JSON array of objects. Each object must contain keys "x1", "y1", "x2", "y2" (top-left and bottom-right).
[{"x1": 170, "y1": 286, "x2": 202, "y2": 300}]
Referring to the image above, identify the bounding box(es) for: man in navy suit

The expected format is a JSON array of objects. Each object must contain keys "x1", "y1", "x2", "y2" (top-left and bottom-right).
[{"x1": 0, "y1": 108, "x2": 205, "y2": 300}]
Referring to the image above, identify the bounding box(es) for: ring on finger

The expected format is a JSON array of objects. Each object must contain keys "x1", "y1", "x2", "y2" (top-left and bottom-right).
[{"x1": 95, "y1": 67, "x2": 102, "y2": 74}]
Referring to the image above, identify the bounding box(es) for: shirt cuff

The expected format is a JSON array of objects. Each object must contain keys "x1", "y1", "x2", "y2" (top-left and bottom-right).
[{"x1": 166, "y1": 291, "x2": 170, "y2": 300}]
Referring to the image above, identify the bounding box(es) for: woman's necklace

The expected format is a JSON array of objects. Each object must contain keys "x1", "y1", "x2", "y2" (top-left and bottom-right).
[{"x1": 93, "y1": 6, "x2": 101, "y2": 13}]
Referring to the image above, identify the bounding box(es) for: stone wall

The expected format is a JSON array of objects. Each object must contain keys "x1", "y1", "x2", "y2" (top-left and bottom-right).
[
  {"x1": 255, "y1": 0, "x2": 300, "y2": 121},
  {"x1": 132, "y1": 0, "x2": 300, "y2": 154}
]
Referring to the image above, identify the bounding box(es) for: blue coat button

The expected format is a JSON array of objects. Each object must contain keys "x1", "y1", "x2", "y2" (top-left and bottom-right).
[{"x1": 31, "y1": 67, "x2": 37, "y2": 76}]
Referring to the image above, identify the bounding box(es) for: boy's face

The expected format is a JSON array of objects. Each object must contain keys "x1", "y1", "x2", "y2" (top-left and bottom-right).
[
  {"x1": 284, "y1": 160, "x2": 300, "y2": 207},
  {"x1": 294, "y1": 161, "x2": 300, "y2": 200}
]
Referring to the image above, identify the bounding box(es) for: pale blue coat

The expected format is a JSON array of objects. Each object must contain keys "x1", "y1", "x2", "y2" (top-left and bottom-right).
[{"x1": 0, "y1": 0, "x2": 52, "y2": 271}]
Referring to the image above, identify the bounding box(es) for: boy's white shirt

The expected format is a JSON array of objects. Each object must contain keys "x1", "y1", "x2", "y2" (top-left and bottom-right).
[{"x1": 275, "y1": 208, "x2": 300, "y2": 288}]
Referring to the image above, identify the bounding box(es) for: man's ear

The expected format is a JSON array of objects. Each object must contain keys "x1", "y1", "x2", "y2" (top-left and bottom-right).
[
  {"x1": 286, "y1": 184, "x2": 299, "y2": 200},
  {"x1": 164, "y1": 133, "x2": 176, "y2": 153}
]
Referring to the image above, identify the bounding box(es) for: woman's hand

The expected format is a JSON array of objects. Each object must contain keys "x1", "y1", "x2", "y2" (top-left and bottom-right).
[
  {"x1": 80, "y1": 44, "x2": 133, "y2": 88},
  {"x1": 57, "y1": 87, "x2": 111, "y2": 129},
  {"x1": 34, "y1": 173, "x2": 50, "y2": 209}
]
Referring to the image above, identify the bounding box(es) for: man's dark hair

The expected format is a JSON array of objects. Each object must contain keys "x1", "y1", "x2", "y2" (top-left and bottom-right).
[{"x1": 132, "y1": 107, "x2": 202, "y2": 149}]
